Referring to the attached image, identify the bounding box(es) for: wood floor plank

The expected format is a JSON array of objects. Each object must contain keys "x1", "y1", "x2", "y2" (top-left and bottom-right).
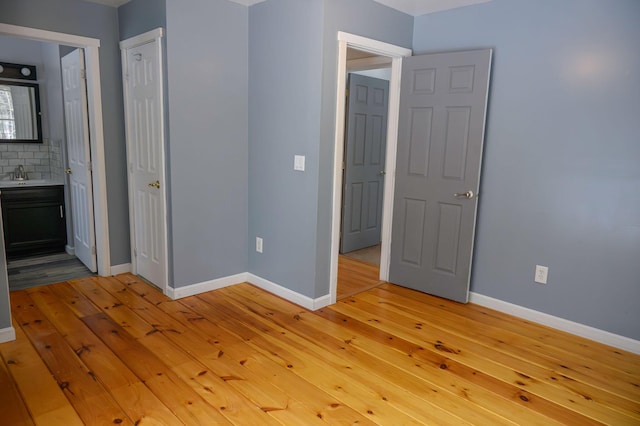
[
  {"x1": 63, "y1": 278, "x2": 234, "y2": 425},
  {"x1": 81, "y1": 311, "x2": 233, "y2": 425},
  {"x1": 192, "y1": 289, "x2": 472, "y2": 425},
  {"x1": 10, "y1": 290, "x2": 133, "y2": 425},
  {"x1": 0, "y1": 341, "x2": 35, "y2": 426},
  {"x1": 365, "y1": 286, "x2": 640, "y2": 407},
  {"x1": 25, "y1": 284, "x2": 184, "y2": 426},
  {"x1": 0, "y1": 321, "x2": 83, "y2": 425},
  {"x1": 332, "y1": 294, "x2": 636, "y2": 425},
  {"x1": 3, "y1": 272, "x2": 639, "y2": 425},
  {"x1": 337, "y1": 255, "x2": 383, "y2": 300},
  {"x1": 224, "y1": 283, "x2": 576, "y2": 425},
  {"x1": 378, "y1": 283, "x2": 640, "y2": 378},
  {"x1": 95, "y1": 276, "x2": 291, "y2": 425},
  {"x1": 115, "y1": 275, "x2": 377, "y2": 426},
  {"x1": 83, "y1": 276, "x2": 328, "y2": 425}
]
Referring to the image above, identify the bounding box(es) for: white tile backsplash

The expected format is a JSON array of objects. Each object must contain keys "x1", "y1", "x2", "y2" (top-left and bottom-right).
[{"x1": 0, "y1": 139, "x2": 64, "y2": 181}]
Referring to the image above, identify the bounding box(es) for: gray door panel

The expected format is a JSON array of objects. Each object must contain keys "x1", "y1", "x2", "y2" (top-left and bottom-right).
[
  {"x1": 341, "y1": 74, "x2": 389, "y2": 254},
  {"x1": 389, "y1": 49, "x2": 492, "y2": 303}
]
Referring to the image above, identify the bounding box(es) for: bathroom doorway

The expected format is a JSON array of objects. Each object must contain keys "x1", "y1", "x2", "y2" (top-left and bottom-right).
[{"x1": 0, "y1": 23, "x2": 111, "y2": 292}]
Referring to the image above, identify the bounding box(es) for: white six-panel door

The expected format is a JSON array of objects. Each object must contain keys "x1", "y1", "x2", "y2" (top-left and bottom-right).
[
  {"x1": 62, "y1": 49, "x2": 97, "y2": 272},
  {"x1": 121, "y1": 30, "x2": 167, "y2": 292}
]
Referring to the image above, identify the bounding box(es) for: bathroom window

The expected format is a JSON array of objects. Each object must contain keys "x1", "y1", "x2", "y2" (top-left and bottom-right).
[{"x1": 0, "y1": 85, "x2": 16, "y2": 140}]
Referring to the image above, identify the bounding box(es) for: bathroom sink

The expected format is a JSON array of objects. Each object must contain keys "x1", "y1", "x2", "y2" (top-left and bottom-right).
[{"x1": 0, "y1": 179, "x2": 50, "y2": 187}]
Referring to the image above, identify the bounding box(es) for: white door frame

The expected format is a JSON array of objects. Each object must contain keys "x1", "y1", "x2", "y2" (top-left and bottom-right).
[
  {"x1": 330, "y1": 32, "x2": 411, "y2": 304},
  {"x1": 120, "y1": 28, "x2": 169, "y2": 294},
  {"x1": 0, "y1": 23, "x2": 111, "y2": 276}
]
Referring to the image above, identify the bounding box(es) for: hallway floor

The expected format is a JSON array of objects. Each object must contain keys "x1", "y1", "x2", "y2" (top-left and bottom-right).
[{"x1": 7, "y1": 252, "x2": 94, "y2": 291}]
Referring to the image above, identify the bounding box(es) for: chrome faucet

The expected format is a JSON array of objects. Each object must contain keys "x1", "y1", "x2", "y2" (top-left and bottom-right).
[{"x1": 15, "y1": 165, "x2": 26, "y2": 181}]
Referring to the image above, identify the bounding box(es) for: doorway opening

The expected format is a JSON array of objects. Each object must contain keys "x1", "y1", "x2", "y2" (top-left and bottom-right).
[
  {"x1": 331, "y1": 34, "x2": 492, "y2": 305},
  {"x1": 337, "y1": 48, "x2": 392, "y2": 300},
  {"x1": 0, "y1": 23, "x2": 111, "y2": 291},
  {"x1": 330, "y1": 32, "x2": 411, "y2": 304}
]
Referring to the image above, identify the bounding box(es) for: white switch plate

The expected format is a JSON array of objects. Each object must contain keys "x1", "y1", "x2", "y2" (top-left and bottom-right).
[
  {"x1": 534, "y1": 265, "x2": 548, "y2": 284},
  {"x1": 256, "y1": 237, "x2": 263, "y2": 253},
  {"x1": 294, "y1": 155, "x2": 305, "y2": 171}
]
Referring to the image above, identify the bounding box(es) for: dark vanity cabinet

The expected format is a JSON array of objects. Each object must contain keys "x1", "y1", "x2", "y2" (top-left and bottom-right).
[{"x1": 1, "y1": 186, "x2": 67, "y2": 258}]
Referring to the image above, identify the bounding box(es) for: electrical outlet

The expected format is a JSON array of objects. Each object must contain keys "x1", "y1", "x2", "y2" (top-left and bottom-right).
[
  {"x1": 534, "y1": 265, "x2": 548, "y2": 284},
  {"x1": 256, "y1": 237, "x2": 263, "y2": 253},
  {"x1": 294, "y1": 155, "x2": 305, "y2": 171}
]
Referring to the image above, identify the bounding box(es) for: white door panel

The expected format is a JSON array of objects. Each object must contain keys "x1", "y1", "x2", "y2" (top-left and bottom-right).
[
  {"x1": 122, "y1": 36, "x2": 167, "y2": 291},
  {"x1": 62, "y1": 49, "x2": 97, "y2": 272}
]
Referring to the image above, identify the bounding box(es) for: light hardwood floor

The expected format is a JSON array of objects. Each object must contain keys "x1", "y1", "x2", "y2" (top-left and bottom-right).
[
  {"x1": 1, "y1": 272, "x2": 639, "y2": 425},
  {"x1": 337, "y1": 255, "x2": 383, "y2": 300}
]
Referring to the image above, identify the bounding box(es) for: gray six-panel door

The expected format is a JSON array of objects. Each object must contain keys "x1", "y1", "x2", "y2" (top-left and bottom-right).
[
  {"x1": 389, "y1": 49, "x2": 492, "y2": 303},
  {"x1": 341, "y1": 73, "x2": 389, "y2": 254}
]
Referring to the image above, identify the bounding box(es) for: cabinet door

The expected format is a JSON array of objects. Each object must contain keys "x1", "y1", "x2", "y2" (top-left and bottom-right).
[{"x1": 2, "y1": 187, "x2": 67, "y2": 257}]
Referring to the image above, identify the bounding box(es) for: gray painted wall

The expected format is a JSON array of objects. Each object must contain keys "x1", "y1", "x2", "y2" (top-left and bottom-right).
[
  {"x1": 248, "y1": 0, "x2": 413, "y2": 299},
  {"x1": 166, "y1": 0, "x2": 248, "y2": 288},
  {"x1": 1, "y1": 0, "x2": 131, "y2": 266},
  {"x1": 413, "y1": 0, "x2": 640, "y2": 340},
  {"x1": 118, "y1": 0, "x2": 166, "y2": 41},
  {"x1": 248, "y1": 0, "x2": 325, "y2": 297}
]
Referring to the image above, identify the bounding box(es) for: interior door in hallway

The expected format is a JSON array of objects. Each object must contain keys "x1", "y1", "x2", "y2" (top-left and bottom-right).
[
  {"x1": 340, "y1": 73, "x2": 389, "y2": 254},
  {"x1": 122, "y1": 35, "x2": 167, "y2": 291},
  {"x1": 62, "y1": 49, "x2": 97, "y2": 272},
  {"x1": 389, "y1": 49, "x2": 492, "y2": 303}
]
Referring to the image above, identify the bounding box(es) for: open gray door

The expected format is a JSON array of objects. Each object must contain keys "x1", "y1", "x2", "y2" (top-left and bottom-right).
[
  {"x1": 341, "y1": 73, "x2": 389, "y2": 254},
  {"x1": 389, "y1": 49, "x2": 492, "y2": 303}
]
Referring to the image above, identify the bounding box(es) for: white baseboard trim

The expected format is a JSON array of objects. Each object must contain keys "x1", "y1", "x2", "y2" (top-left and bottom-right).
[
  {"x1": 168, "y1": 273, "x2": 249, "y2": 299},
  {"x1": 110, "y1": 263, "x2": 132, "y2": 275},
  {"x1": 0, "y1": 326, "x2": 16, "y2": 343},
  {"x1": 65, "y1": 245, "x2": 75, "y2": 255},
  {"x1": 163, "y1": 271, "x2": 331, "y2": 311},
  {"x1": 470, "y1": 292, "x2": 640, "y2": 355},
  {"x1": 248, "y1": 273, "x2": 331, "y2": 311}
]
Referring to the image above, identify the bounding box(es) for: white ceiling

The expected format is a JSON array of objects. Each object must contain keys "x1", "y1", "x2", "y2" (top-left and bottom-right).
[{"x1": 84, "y1": 0, "x2": 491, "y2": 16}]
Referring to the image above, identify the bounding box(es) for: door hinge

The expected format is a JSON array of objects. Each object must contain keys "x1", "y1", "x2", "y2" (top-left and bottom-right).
[
  {"x1": 342, "y1": 161, "x2": 346, "y2": 171},
  {"x1": 91, "y1": 246, "x2": 96, "y2": 255},
  {"x1": 87, "y1": 161, "x2": 92, "y2": 172},
  {"x1": 80, "y1": 69, "x2": 87, "y2": 80},
  {"x1": 345, "y1": 88, "x2": 349, "y2": 97},
  {"x1": 134, "y1": 248, "x2": 137, "y2": 257}
]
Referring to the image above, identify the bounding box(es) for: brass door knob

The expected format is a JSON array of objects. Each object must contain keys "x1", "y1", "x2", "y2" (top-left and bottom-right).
[
  {"x1": 65, "y1": 168, "x2": 72, "y2": 174},
  {"x1": 148, "y1": 180, "x2": 160, "y2": 189}
]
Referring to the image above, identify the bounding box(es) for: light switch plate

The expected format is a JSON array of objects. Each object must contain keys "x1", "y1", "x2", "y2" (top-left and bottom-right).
[{"x1": 294, "y1": 155, "x2": 305, "y2": 171}]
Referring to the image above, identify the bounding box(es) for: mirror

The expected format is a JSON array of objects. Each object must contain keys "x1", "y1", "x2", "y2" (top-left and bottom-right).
[{"x1": 0, "y1": 80, "x2": 43, "y2": 143}]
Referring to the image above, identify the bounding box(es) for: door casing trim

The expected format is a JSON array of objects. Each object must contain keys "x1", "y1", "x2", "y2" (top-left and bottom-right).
[
  {"x1": 0, "y1": 23, "x2": 111, "y2": 276},
  {"x1": 120, "y1": 28, "x2": 169, "y2": 294},
  {"x1": 330, "y1": 32, "x2": 411, "y2": 304}
]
